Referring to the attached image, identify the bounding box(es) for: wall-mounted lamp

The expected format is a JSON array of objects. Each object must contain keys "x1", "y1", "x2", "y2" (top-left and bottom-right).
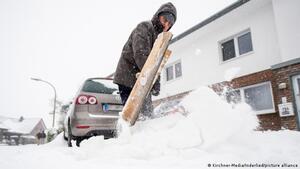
[{"x1": 278, "y1": 83, "x2": 287, "y2": 89}]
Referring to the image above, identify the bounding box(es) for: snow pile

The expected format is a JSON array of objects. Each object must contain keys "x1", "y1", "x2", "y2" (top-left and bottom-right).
[
  {"x1": 78, "y1": 86, "x2": 257, "y2": 156},
  {"x1": 180, "y1": 86, "x2": 257, "y2": 148},
  {"x1": 153, "y1": 98, "x2": 185, "y2": 117}
]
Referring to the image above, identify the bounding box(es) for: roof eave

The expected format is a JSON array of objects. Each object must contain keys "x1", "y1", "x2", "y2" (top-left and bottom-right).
[{"x1": 170, "y1": 0, "x2": 251, "y2": 44}]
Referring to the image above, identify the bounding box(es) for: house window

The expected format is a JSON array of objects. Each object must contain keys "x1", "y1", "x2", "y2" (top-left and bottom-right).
[
  {"x1": 220, "y1": 29, "x2": 253, "y2": 62},
  {"x1": 243, "y1": 83, "x2": 274, "y2": 112},
  {"x1": 225, "y1": 82, "x2": 275, "y2": 114},
  {"x1": 222, "y1": 39, "x2": 236, "y2": 61},
  {"x1": 175, "y1": 62, "x2": 182, "y2": 78},
  {"x1": 165, "y1": 60, "x2": 182, "y2": 81},
  {"x1": 238, "y1": 32, "x2": 253, "y2": 55},
  {"x1": 166, "y1": 66, "x2": 174, "y2": 81}
]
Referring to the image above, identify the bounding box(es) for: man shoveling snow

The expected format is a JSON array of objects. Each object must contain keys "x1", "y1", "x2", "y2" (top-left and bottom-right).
[{"x1": 113, "y1": 2, "x2": 177, "y2": 123}]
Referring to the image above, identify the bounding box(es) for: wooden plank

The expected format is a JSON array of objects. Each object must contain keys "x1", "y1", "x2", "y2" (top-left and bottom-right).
[
  {"x1": 122, "y1": 32, "x2": 173, "y2": 125},
  {"x1": 150, "y1": 49, "x2": 172, "y2": 91}
]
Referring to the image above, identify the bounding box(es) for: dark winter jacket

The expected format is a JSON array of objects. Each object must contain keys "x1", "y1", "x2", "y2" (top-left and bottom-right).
[{"x1": 113, "y1": 2, "x2": 177, "y2": 89}]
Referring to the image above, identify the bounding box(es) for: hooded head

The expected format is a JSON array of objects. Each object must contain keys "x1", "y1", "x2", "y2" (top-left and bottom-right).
[{"x1": 151, "y1": 2, "x2": 177, "y2": 33}]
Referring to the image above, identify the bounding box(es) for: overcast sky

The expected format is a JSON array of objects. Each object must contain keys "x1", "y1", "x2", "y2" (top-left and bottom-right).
[{"x1": 0, "y1": 0, "x2": 236, "y2": 127}]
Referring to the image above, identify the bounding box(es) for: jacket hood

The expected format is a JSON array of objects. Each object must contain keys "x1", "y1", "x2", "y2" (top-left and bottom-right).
[{"x1": 151, "y1": 2, "x2": 177, "y2": 33}]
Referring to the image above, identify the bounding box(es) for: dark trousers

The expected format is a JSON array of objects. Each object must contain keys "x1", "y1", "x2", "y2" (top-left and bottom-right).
[{"x1": 118, "y1": 84, "x2": 153, "y2": 118}]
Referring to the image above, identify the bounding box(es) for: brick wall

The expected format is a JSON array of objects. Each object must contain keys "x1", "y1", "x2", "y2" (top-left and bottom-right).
[{"x1": 272, "y1": 63, "x2": 300, "y2": 130}]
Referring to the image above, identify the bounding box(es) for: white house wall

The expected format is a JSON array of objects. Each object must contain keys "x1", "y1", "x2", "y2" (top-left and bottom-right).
[
  {"x1": 156, "y1": 0, "x2": 283, "y2": 100},
  {"x1": 272, "y1": 0, "x2": 300, "y2": 61}
]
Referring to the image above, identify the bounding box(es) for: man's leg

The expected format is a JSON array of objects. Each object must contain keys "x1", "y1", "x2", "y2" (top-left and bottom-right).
[
  {"x1": 118, "y1": 84, "x2": 153, "y2": 119},
  {"x1": 118, "y1": 84, "x2": 132, "y2": 105}
]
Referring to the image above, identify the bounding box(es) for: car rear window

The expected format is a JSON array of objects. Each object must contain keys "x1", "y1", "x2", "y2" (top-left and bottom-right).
[{"x1": 82, "y1": 79, "x2": 118, "y2": 94}]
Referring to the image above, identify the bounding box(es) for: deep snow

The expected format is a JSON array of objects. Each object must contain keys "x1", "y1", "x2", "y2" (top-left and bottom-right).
[{"x1": 0, "y1": 86, "x2": 300, "y2": 169}]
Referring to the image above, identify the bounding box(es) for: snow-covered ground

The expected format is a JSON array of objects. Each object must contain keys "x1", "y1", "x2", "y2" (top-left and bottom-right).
[{"x1": 1, "y1": 86, "x2": 300, "y2": 169}]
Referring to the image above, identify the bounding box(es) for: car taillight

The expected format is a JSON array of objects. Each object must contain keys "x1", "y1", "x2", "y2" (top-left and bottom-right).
[
  {"x1": 77, "y1": 95, "x2": 88, "y2": 104},
  {"x1": 88, "y1": 96, "x2": 97, "y2": 105},
  {"x1": 76, "y1": 95, "x2": 98, "y2": 105}
]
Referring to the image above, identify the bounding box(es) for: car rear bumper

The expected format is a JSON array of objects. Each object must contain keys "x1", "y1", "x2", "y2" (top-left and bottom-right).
[{"x1": 70, "y1": 114, "x2": 119, "y2": 137}]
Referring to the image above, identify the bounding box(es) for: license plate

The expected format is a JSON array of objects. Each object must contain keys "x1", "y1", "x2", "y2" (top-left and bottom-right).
[{"x1": 103, "y1": 104, "x2": 123, "y2": 112}]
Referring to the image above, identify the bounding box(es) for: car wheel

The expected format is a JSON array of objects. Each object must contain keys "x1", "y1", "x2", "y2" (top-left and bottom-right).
[
  {"x1": 76, "y1": 138, "x2": 81, "y2": 147},
  {"x1": 67, "y1": 121, "x2": 73, "y2": 147},
  {"x1": 112, "y1": 130, "x2": 118, "y2": 138}
]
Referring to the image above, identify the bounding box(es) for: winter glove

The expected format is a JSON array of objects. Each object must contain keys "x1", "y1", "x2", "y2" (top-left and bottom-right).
[
  {"x1": 151, "y1": 76, "x2": 160, "y2": 96},
  {"x1": 151, "y1": 89, "x2": 160, "y2": 96}
]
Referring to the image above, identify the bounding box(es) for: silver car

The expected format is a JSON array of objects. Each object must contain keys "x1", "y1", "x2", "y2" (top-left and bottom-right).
[{"x1": 63, "y1": 77, "x2": 123, "y2": 147}]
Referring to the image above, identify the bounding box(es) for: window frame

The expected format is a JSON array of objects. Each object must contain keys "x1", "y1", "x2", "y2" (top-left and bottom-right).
[
  {"x1": 165, "y1": 60, "x2": 183, "y2": 82},
  {"x1": 240, "y1": 81, "x2": 276, "y2": 115},
  {"x1": 219, "y1": 28, "x2": 254, "y2": 63},
  {"x1": 236, "y1": 81, "x2": 275, "y2": 115},
  {"x1": 166, "y1": 65, "x2": 174, "y2": 82}
]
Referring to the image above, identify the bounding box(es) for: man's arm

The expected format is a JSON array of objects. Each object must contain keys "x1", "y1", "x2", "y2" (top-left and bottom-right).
[
  {"x1": 132, "y1": 23, "x2": 153, "y2": 70},
  {"x1": 132, "y1": 23, "x2": 161, "y2": 96}
]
